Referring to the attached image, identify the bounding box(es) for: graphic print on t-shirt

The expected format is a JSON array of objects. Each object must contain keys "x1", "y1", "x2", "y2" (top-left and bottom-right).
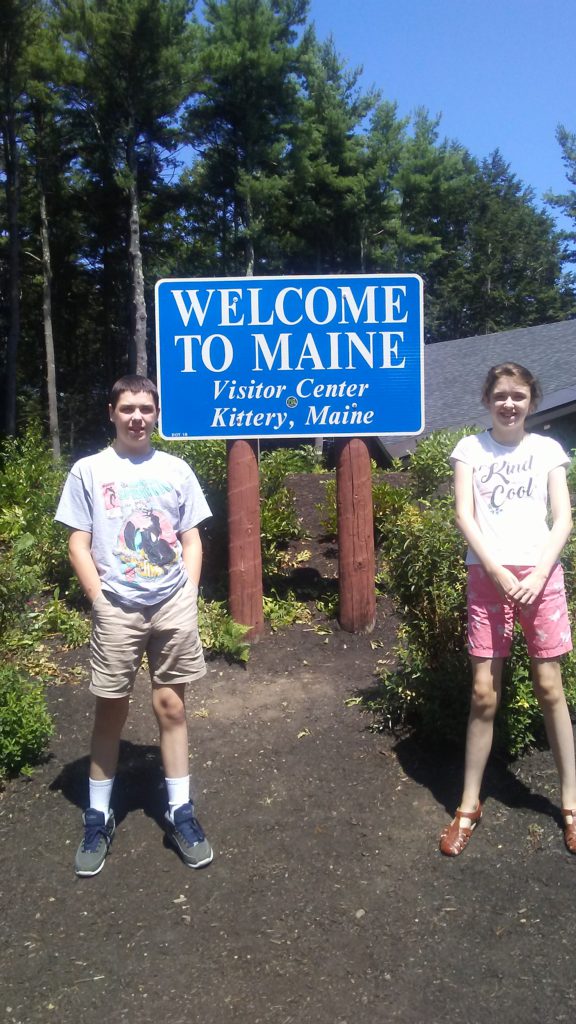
[
  {"x1": 100, "y1": 479, "x2": 179, "y2": 581},
  {"x1": 476, "y1": 452, "x2": 535, "y2": 515}
]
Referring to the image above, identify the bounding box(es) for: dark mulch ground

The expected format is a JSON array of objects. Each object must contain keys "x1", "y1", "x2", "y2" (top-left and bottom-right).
[{"x1": 1, "y1": 472, "x2": 576, "y2": 1024}]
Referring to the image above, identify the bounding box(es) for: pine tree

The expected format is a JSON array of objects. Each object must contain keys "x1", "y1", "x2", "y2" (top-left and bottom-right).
[
  {"x1": 184, "y1": 0, "x2": 309, "y2": 276},
  {"x1": 547, "y1": 124, "x2": 576, "y2": 266},
  {"x1": 57, "y1": 0, "x2": 196, "y2": 373}
]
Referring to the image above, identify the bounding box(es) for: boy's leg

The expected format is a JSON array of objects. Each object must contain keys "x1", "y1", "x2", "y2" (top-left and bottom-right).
[
  {"x1": 90, "y1": 694, "x2": 130, "y2": 781},
  {"x1": 75, "y1": 696, "x2": 129, "y2": 878},
  {"x1": 151, "y1": 683, "x2": 189, "y2": 780},
  {"x1": 152, "y1": 682, "x2": 212, "y2": 868},
  {"x1": 77, "y1": 587, "x2": 143, "y2": 877},
  {"x1": 147, "y1": 583, "x2": 211, "y2": 867}
]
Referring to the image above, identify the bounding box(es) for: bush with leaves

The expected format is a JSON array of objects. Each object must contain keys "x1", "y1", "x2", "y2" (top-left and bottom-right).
[
  {"x1": 0, "y1": 423, "x2": 70, "y2": 590},
  {"x1": 259, "y1": 445, "x2": 322, "y2": 496},
  {"x1": 0, "y1": 666, "x2": 53, "y2": 781},
  {"x1": 198, "y1": 597, "x2": 250, "y2": 663},
  {"x1": 408, "y1": 426, "x2": 479, "y2": 499},
  {"x1": 370, "y1": 429, "x2": 576, "y2": 758}
]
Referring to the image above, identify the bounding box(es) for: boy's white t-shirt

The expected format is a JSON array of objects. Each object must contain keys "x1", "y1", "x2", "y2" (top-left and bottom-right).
[
  {"x1": 55, "y1": 446, "x2": 211, "y2": 605},
  {"x1": 450, "y1": 430, "x2": 570, "y2": 566}
]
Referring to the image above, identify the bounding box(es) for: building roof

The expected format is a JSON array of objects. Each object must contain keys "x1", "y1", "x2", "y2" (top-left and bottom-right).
[{"x1": 380, "y1": 319, "x2": 576, "y2": 459}]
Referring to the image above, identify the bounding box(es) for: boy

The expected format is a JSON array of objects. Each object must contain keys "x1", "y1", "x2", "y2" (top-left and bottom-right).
[{"x1": 55, "y1": 375, "x2": 213, "y2": 876}]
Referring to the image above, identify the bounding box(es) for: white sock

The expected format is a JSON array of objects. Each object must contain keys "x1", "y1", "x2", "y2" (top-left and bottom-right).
[
  {"x1": 166, "y1": 775, "x2": 191, "y2": 819},
  {"x1": 89, "y1": 777, "x2": 114, "y2": 816}
]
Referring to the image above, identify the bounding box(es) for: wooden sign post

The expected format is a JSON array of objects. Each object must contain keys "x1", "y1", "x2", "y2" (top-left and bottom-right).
[
  {"x1": 335, "y1": 437, "x2": 376, "y2": 633},
  {"x1": 226, "y1": 438, "x2": 264, "y2": 639}
]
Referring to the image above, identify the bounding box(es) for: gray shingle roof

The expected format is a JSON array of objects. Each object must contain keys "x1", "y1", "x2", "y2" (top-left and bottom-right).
[{"x1": 380, "y1": 319, "x2": 576, "y2": 457}]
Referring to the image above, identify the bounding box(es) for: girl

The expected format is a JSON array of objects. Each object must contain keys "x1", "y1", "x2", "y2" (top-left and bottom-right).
[{"x1": 439, "y1": 362, "x2": 576, "y2": 856}]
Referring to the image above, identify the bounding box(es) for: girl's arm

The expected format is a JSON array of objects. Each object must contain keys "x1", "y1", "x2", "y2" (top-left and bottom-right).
[
  {"x1": 508, "y1": 465, "x2": 573, "y2": 606},
  {"x1": 453, "y1": 460, "x2": 521, "y2": 600},
  {"x1": 179, "y1": 527, "x2": 203, "y2": 587}
]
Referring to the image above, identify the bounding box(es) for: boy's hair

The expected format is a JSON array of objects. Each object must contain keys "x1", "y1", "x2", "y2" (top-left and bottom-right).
[
  {"x1": 481, "y1": 362, "x2": 542, "y2": 410},
  {"x1": 109, "y1": 375, "x2": 159, "y2": 410}
]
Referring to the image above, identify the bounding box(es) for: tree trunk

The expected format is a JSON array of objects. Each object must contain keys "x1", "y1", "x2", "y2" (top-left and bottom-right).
[
  {"x1": 2, "y1": 93, "x2": 20, "y2": 436},
  {"x1": 39, "y1": 184, "x2": 60, "y2": 461},
  {"x1": 127, "y1": 149, "x2": 147, "y2": 375},
  {"x1": 242, "y1": 191, "x2": 254, "y2": 277}
]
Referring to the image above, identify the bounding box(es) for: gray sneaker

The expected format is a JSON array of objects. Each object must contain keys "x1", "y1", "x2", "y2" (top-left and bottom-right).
[
  {"x1": 164, "y1": 803, "x2": 213, "y2": 868},
  {"x1": 75, "y1": 808, "x2": 115, "y2": 877}
]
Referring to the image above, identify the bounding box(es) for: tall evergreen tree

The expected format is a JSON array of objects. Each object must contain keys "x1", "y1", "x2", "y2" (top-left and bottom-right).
[
  {"x1": 0, "y1": 0, "x2": 42, "y2": 435},
  {"x1": 57, "y1": 0, "x2": 196, "y2": 374},
  {"x1": 458, "y1": 152, "x2": 572, "y2": 339},
  {"x1": 285, "y1": 35, "x2": 376, "y2": 273},
  {"x1": 184, "y1": 0, "x2": 308, "y2": 276},
  {"x1": 547, "y1": 124, "x2": 576, "y2": 266}
]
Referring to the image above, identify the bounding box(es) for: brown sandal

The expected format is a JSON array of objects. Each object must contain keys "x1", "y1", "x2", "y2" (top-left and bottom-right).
[
  {"x1": 562, "y1": 809, "x2": 576, "y2": 854},
  {"x1": 439, "y1": 804, "x2": 483, "y2": 857}
]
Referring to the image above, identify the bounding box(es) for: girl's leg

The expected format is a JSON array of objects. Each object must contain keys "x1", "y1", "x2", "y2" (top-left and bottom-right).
[
  {"x1": 439, "y1": 657, "x2": 503, "y2": 856},
  {"x1": 459, "y1": 656, "x2": 504, "y2": 813},
  {"x1": 531, "y1": 658, "x2": 576, "y2": 809}
]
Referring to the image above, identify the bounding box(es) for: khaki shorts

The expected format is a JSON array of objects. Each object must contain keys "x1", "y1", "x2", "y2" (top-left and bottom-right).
[{"x1": 90, "y1": 579, "x2": 206, "y2": 698}]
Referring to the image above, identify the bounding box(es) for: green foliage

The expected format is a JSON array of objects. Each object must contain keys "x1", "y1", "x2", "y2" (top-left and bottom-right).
[
  {"x1": 263, "y1": 590, "x2": 311, "y2": 631},
  {"x1": 259, "y1": 445, "x2": 323, "y2": 497},
  {"x1": 259, "y1": 447, "x2": 321, "y2": 575},
  {"x1": 26, "y1": 588, "x2": 91, "y2": 649},
  {"x1": 318, "y1": 474, "x2": 411, "y2": 543},
  {"x1": 318, "y1": 477, "x2": 337, "y2": 536},
  {"x1": 496, "y1": 638, "x2": 576, "y2": 758},
  {"x1": 408, "y1": 426, "x2": 479, "y2": 499},
  {"x1": 0, "y1": 542, "x2": 42, "y2": 636},
  {"x1": 260, "y1": 486, "x2": 303, "y2": 573},
  {"x1": 315, "y1": 591, "x2": 339, "y2": 620},
  {"x1": 367, "y1": 427, "x2": 576, "y2": 758},
  {"x1": 0, "y1": 665, "x2": 53, "y2": 781},
  {"x1": 198, "y1": 597, "x2": 250, "y2": 664},
  {"x1": 0, "y1": 423, "x2": 70, "y2": 588}
]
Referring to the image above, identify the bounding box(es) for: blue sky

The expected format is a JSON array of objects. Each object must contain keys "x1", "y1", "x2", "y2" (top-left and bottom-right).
[{"x1": 308, "y1": 0, "x2": 575, "y2": 232}]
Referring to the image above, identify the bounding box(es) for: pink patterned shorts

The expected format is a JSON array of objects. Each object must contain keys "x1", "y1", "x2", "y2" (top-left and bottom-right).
[{"x1": 467, "y1": 563, "x2": 572, "y2": 659}]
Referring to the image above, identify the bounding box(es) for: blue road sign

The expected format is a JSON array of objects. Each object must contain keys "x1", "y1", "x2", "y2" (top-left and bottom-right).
[{"x1": 155, "y1": 274, "x2": 424, "y2": 439}]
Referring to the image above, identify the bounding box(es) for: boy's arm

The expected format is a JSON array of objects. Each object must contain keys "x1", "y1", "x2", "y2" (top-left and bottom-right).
[
  {"x1": 68, "y1": 529, "x2": 102, "y2": 604},
  {"x1": 179, "y1": 527, "x2": 203, "y2": 587}
]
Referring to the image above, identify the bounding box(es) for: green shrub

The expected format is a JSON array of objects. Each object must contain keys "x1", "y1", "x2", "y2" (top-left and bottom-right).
[
  {"x1": 408, "y1": 426, "x2": 479, "y2": 499},
  {"x1": 198, "y1": 597, "x2": 250, "y2": 663},
  {"x1": 27, "y1": 588, "x2": 91, "y2": 649},
  {"x1": 154, "y1": 439, "x2": 313, "y2": 583},
  {"x1": 263, "y1": 590, "x2": 311, "y2": 630},
  {"x1": 260, "y1": 486, "x2": 303, "y2": 573},
  {"x1": 318, "y1": 474, "x2": 411, "y2": 542},
  {"x1": 259, "y1": 445, "x2": 322, "y2": 496},
  {"x1": 0, "y1": 541, "x2": 42, "y2": 636},
  {"x1": 368, "y1": 427, "x2": 576, "y2": 758},
  {"x1": 0, "y1": 665, "x2": 53, "y2": 780},
  {"x1": 0, "y1": 422, "x2": 70, "y2": 588}
]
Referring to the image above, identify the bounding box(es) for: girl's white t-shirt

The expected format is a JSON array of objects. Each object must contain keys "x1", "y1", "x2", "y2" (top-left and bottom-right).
[{"x1": 450, "y1": 430, "x2": 570, "y2": 566}]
